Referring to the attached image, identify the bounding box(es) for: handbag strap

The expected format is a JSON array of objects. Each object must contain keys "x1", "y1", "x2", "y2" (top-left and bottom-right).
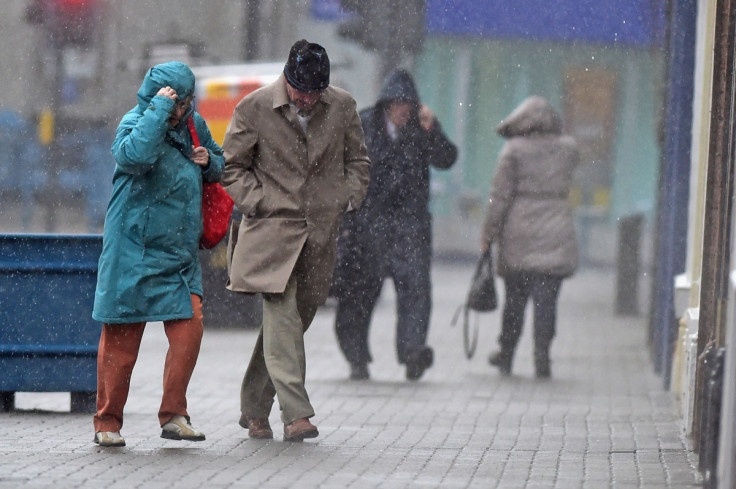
[
  {"x1": 463, "y1": 306, "x2": 479, "y2": 359},
  {"x1": 186, "y1": 117, "x2": 201, "y2": 147},
  {"x1": 449, "y1": 304, "x2": 479, "y2": 360}
]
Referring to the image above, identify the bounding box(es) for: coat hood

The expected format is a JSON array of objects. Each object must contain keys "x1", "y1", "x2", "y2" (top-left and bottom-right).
[
  {"x1": 376, "y1": 68, "x2": 420, "y2": 108},
  {"x1": 136, "y1": 61, "x2": 195, "y2": 111},
  {"x1": 496, "y1": 96, "x2": 562, "y2": 138}
]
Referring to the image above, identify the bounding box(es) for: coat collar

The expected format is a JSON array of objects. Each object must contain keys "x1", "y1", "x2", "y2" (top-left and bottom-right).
[{"x1": 272, "y1": 73, "x2": 333, "y2": 110}]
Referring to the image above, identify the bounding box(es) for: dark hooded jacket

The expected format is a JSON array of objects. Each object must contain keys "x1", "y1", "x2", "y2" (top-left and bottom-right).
[
  {"x1": 482, "y1": 96, "x2": 579, "y2": 277},
  {"x1": 93, "y1": 62, "x2": 225, "y2": 323},
  {"x1": 333, "y1": 69, "x2": 456, "y2": 293},
  {"x1": 356, "y1": 69, "x2": 457, "y2": 220}
]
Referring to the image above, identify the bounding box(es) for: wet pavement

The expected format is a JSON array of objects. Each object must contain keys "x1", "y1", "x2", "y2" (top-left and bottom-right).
[{"x1": 0, "y1": 262, "x2": 701, "y2": 488}]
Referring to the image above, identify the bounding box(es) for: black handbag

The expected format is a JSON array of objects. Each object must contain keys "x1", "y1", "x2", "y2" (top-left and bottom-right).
[
  {"x1": 451, "y1": 249, "x2": 498, "y2": 359},
  {"x1": 467, "y1": 249, "x2": 498, "y2": 312}
]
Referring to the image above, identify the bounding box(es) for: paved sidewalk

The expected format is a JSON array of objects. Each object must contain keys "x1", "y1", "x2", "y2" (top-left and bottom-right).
[{"x1": 0, "y1": 263, "x2": 701, "y2": 488}]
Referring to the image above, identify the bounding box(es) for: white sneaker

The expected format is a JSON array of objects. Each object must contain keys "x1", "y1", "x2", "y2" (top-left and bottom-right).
[
  {"x1": 161, "y1": 415, "x2": 205, "y2": 441},
  {"x1": 94, "y1": 431, "x2": 125, "y2": 447}
]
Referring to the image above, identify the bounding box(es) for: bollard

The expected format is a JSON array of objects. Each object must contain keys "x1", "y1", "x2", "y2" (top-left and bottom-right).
[
  {"x1": 615, "y1": 213, "x2": 643, "y2": 315},
  {"x1": 199, "y1": 210, "x2": 262, "y2": 328},
  {"x1": 200, "y1": 241, "x2": 262, "y2": 328}
]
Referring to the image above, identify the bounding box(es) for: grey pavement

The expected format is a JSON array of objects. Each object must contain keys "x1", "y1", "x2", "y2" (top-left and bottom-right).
[{"x1": 0, "y1": 262, "x2": 701, "y2": 489}]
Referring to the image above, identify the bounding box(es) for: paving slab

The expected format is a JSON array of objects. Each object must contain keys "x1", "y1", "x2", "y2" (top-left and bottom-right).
[{"x1": 0, "y1": 262, "x2": 701, "y2": 488}]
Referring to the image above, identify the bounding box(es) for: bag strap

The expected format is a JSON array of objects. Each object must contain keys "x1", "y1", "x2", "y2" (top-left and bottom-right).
[
  {"x1": 449, "y1": 304, "x2": 479, "y2": 360},
  {"x1": 186, "y1": 117, "x2": 201, "y2": 147},
  {"x1": 463, "y1": 307, "x2": 479, "y2": 359}
]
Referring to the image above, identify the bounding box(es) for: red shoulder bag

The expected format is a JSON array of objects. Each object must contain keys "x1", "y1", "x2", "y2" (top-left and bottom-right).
[{"x1": 187, "y1": 117, "x2": 234, "y2": 249}]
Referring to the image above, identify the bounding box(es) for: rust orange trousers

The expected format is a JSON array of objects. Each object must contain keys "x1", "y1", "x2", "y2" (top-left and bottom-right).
[{"x1": 93, "y1": 294, "x2": 203, "y2": 433}]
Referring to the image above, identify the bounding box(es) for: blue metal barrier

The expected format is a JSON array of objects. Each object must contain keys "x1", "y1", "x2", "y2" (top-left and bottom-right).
[{"x1": 0, "y1": 234, "x2": 102, "y2": 412}]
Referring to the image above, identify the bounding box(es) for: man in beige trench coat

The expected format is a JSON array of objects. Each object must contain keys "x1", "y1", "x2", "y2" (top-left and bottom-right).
[{"x1": 221, "y1": 39, "x2": 371, "y2": 442}]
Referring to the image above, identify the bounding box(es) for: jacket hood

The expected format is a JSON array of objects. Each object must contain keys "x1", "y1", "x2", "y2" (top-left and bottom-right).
[
  {"x1": 377, "y1": 68, "x2": 420, "y2": 107},
  {"x1": 137, "y1": 61, "x2": 195, "y2": 111},
  {"x1": 496, "y1": 96, "x2": 562, "y2": 138}
]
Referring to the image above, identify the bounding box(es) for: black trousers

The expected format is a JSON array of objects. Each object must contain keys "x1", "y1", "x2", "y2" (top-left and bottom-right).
[
  {"x1": 498, "y1": 272, "x2": 563, "y2": 356},
  {"x1": 334, "y1": 221, "x2": 432, "y2": 366}
]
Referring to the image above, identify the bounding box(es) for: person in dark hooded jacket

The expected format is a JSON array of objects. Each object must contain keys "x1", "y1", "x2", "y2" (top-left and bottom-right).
[
  {"x1": 333, "y1": 68, "x2": 457, "y2": 381},
  {"x1": 481, "y1": 95, "x2": 579, "y2": 378},
  {"x1": 91, "y1": 62, "x2": 224, "y2": 446}
]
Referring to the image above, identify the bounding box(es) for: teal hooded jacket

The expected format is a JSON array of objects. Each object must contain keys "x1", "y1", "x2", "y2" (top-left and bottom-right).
[{"x1": 92, "y1": 62, "x2": 225, "y2": 323}]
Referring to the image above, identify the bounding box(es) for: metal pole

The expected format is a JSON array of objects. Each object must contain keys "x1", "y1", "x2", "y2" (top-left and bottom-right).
[
  {"x1": 243, "y1": 0, "x2": 260, "y2": 61},
  {"x1": 651, "y1": 0, "x2": 696, "y2": 384},
  {"x1": 696, "y1": 0, "x2": 736, "y2": 465},
  {"x1": 711, "y1": 0, "x2": 736, "y2": 485},
  {"x1": 42, "y1": 42, "x2": 65, "y2": 232}
]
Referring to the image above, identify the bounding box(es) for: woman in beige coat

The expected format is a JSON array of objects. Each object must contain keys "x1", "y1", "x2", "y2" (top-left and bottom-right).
[{"x1": 481, "y1": 96, "x2": 579, "y2": 378}]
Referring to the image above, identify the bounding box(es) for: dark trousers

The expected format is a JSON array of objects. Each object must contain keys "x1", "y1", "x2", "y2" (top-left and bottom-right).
[
  {"x1": 499, "y1": 272, "x2": 563, "y2": 356},
  {"x1": 334, "y1": 225, "x2": 432, "y2": 366}
]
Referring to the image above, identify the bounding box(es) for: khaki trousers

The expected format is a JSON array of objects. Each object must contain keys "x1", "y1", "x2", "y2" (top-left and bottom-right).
[
  {"x1": 93, "y1": 294, "x2": 203, "y2": 433},
  {"x1": 241, "y1": 274, "x2": 318, "y2": 424}
]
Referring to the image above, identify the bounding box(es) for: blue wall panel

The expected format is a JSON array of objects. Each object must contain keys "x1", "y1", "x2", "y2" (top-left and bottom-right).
[{"x1": 426, "y1": 0, "x2": 666, "y2": 45}]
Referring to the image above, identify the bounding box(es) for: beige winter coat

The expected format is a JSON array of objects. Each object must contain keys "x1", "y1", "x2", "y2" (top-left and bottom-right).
[
  {"x1": 482, "y1": 96, "x2": 580, "y2": 278},
  {"x1": 221, "y1": 74, "x2": 371, "y2": 305}
]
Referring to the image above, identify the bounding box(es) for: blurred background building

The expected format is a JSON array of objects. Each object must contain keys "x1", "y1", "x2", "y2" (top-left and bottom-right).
[
  {"x1": 9, "y1": 2, "x2": 736, "y2": 486},
  {"x1": 0, "y1": 0, "x2": 664, "y2": 263}
]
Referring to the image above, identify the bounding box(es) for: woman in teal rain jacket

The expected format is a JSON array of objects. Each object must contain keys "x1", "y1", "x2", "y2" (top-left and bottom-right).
[{"x1": 91, "y1": 62, "x2": 224, "y2": 447}]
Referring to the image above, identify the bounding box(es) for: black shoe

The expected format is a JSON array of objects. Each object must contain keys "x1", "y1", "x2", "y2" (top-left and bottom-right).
[
  {"x1": 535, "y1": 356, "x2": 551, "y2": 378},
  {"x1": 488, "y1": 350, "x2": 513, "y2": 375},
  {"x1": 405, "y1": 346, "x2": 433, "y2": 381},
  {"x1": 350, "y1": 363, "x2": 370, "y2": 380}
]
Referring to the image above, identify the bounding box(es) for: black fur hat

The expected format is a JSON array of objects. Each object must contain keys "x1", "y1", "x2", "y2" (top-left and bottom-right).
[{"x1": 283, "y1": 39, "x2": 330, "y2": 92}]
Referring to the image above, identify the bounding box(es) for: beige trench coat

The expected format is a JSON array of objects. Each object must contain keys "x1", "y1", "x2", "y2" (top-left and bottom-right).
[{"x1": 221, "y1": 74, "x2": 371, "y2": 306}]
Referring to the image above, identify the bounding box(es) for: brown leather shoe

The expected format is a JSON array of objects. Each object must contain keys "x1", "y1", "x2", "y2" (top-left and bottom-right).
[
  {"x1": 239, "y1": 414, "x2": 273, "y2": 439},
  {"x1": 283, "y1": 418, "x2": 319, "y2": 442}
]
